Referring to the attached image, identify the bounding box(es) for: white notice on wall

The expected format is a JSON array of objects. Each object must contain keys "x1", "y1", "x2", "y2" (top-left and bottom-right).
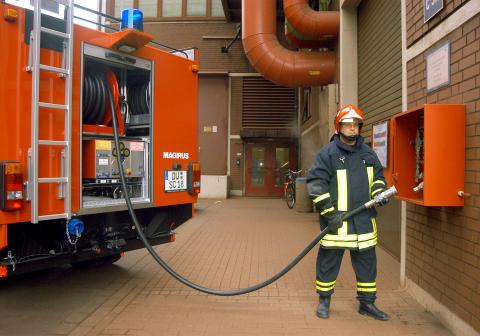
[
  {"x1": 372, "y1": 121, "x2": 388, "y2": 168},
  {"x1": 426, "y1": 41, "x2": 450, "y2": 92}
]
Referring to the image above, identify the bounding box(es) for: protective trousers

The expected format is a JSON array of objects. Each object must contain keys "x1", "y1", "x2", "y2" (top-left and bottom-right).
[{"x1": 315, "y1": 247, "x2": 377, "y2": 303}]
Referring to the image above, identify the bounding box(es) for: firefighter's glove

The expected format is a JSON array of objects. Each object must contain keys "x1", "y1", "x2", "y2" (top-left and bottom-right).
[
  {"x1": 371, "y1": 181, "x2": 388, "y2": 206},
  {"x1": 376, "y1": 195, "x2": 389, "y2": 206},
  {"x1": 373, "y1": 187, "x2": 389, "y2": 206},
  {"x1": 325, "y1": 212, "x2": 343, "y2": 232},
  {"x1": 313, "y1": 201, "x2": 324, "y2": 213}
]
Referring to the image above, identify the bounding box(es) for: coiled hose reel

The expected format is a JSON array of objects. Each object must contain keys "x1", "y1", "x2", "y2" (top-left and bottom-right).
[{"x1": 83, "y1": 65, "x2": 150, "y2": 131}]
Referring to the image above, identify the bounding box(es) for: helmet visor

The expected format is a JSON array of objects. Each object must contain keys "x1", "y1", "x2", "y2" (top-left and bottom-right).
[{"x1": 339, "y1": 118, "x2": 362, "y2": 127}]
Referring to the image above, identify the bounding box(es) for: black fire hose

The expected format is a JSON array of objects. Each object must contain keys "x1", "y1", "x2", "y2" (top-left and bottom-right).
[{"x1": 104, "y1": 76, "x2": 397, "y2": 296}]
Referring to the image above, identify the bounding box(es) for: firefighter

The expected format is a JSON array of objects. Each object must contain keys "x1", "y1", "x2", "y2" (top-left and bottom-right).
[{"x1": 306, "y1": 104, "x2": 390, "y2": 321}]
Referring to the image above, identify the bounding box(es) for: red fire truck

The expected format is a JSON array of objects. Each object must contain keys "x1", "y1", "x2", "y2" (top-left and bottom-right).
[{"x1": 0, "y1": 1, "x2": 200, "y2": 276}]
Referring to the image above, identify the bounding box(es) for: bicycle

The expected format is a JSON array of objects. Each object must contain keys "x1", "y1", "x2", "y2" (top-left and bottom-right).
[{"x1": 283, "y1": 169, "x2": 302, "y2": 209}]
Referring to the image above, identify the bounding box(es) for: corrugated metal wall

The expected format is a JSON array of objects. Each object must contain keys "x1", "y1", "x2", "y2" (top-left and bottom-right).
[
  {"x1": 358, "y1": 0, "x2": 402, "y2": 140},
  {"x1": 358, "y1": 0, "x2": 402, "y2": 260}
]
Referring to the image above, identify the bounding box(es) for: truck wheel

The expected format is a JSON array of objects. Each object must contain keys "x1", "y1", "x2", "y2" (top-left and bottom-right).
[{"x1": 71, "y1": 254, "x2": 122, "y2": 269}]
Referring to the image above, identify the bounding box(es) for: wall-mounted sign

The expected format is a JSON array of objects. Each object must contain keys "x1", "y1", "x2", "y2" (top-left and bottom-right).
[
  {"x1": 426, "y1": 41, "x2": 450, "y2": 92},
  {"x1": 372, "y1": 121, "x2": 388, "y2": 168},
  {"x1": 424, "y1": 0, "x2": 443, "y2": 22}
]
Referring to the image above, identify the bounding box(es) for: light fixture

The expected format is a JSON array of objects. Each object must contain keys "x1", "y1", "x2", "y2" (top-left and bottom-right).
[{"x1": 117, "y1": 44, "x2": 137, "y2": 53}]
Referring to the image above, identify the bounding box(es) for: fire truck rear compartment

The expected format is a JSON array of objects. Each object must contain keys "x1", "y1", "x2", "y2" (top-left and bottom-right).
[
  {"x1": 81, "y1": 44, "x2": 152, "y2": 209},
  {"x1": 0, "y1": 2, "x2": 199, "y2": 277}
]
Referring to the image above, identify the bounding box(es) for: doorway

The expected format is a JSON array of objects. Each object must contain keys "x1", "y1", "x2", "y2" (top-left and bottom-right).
[{"x1": 245, "y1": 142, "x2": 296, "y2": 197}]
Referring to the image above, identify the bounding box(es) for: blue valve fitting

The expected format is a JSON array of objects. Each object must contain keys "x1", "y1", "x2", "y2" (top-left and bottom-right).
[{"x1": 67, "y1": 219, "x2": 84, "y2": 236}]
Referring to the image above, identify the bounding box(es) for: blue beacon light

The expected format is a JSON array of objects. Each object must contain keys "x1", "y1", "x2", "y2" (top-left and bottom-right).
[{"x1": 120, "y1": 8, "x2": 144, "y2": 32}]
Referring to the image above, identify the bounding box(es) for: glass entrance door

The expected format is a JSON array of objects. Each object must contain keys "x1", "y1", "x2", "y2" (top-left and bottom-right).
[{"x1": 245, "y1": 142, "x2": 296, "y2": 197}]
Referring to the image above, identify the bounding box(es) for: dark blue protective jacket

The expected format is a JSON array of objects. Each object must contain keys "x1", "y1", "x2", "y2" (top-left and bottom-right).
[{"x1": 306, "y1": 135, "x2": 386, "y2": 250}]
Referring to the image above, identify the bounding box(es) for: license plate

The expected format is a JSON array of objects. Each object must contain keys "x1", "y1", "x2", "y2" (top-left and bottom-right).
[{"x1": 164, "y1": 170, "x2": 187, "y2": 192}]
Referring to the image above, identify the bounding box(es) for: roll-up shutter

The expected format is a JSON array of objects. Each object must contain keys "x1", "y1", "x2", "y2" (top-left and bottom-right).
[
  {"x1": 242, "y1": 77, "x2": 297, "y2": 129},
  {"x1": 358, "y1": 0, "x2": 402, "y2": 261},
  {"x1": 358, "y1": 0, "x2": 402, "y2": 140}
]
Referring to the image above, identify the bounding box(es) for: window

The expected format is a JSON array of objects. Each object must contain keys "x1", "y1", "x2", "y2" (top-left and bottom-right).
[
  {"x1": 251, "y1": 147, "x2": 265, "y2": 186},
  {"x1": 187, "y1": 0, "x2": 206, "y2": 16},
  {"x1": 301, "y1": 88, "x2": 311, "y2": 123},
  {"x1": 139, "y1": 0, "x2": 158, "y2": 18},
  {"x1": 114, "y1": 0, "x2": 134, "y2": 18},
  {"x1": 211, "y1": 0, "x2": 224, "y2": 17},
  {"x1": 162, "y1": 0, "x2": 182, "y2": 17},
  {"x1": 110, "y1": 0, "x2": 224, "y2": 19},
  {"x1": 29, "y1": 0, "x2": 59, "y2": 14}
]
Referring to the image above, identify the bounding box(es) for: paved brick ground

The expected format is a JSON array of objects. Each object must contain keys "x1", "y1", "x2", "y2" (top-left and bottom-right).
[
  {"x1": 0, "y1": 198, "x2": 453, "y2": 336},
  {"x1": 58, "y1": 198, "x2": 452, "y2": 336}
]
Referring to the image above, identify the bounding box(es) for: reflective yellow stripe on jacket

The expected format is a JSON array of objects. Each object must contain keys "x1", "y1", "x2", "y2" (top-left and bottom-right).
[
  {"x1": 313, "y1": 193, "x2": 330, "y2": 204},
  {"x1": 367, "y1": 166, "x2": 374, "y2": 197},
  {"x1": 337, "y1": 170, "x2": 348, "y2": 212}
]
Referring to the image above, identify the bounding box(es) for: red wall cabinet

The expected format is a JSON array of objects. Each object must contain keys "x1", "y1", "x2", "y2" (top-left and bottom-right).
[{"x1": 390, "y1": 104, "x2": 465, "y2": 206}]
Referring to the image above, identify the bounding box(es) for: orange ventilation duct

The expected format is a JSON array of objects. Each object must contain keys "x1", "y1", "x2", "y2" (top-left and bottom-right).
[
  {"x1": 284, "y1": 0, "x2": 340, "y2": 39},
  {"x1": 242, "y1": 0, "x2": 335, "y2": 87}
]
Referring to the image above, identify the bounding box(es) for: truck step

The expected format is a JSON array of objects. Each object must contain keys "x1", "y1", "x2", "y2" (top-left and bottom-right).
[
  {"x1": 38, "y1": 177, "x2": 68, "y2": 183},
  {"x1": 40, "y1": 27, "x2": 70, "y2": 39},
  {"x1": 38, "y1": 140, "x2": 69, "y2": 147},
  {"x1": 37, "y1": 213, "x2": 69, "y2": 221},
  {"x1": 39, "y1": 64, "x2": 70, "y2": 75},
  {"x1": 38, "y1": 102, "x2": 69, "y2": 110}
]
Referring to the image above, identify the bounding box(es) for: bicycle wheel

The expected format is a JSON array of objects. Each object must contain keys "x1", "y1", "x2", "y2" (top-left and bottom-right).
[
  {"x1": 286, "y1": 185, "x2": 295, "y2": 209},
  {"x1": 282, "y1": 182, "x2": 289, "y2": 200}
]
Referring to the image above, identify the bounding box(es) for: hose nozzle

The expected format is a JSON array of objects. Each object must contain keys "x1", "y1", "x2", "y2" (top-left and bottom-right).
[{"x1": 365, "y1": 186, "x2": 398, "y2": 208}]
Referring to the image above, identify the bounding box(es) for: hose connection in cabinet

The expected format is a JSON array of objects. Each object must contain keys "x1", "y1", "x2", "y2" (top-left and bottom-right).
[{"x1": 412, "y1": 115, "x2": 424, "y2": 193}]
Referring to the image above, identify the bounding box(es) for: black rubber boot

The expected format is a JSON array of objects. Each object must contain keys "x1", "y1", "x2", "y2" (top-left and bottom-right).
[
  {"x1": 359, "y1": 302, "x2": 390, "y2": 321},
  {"x1": 316, "y1": 295, "x2": 331, "y2": 319}
]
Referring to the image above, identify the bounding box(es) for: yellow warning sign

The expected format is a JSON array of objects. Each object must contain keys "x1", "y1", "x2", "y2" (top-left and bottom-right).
[{"x1": 95, "y1": 140, "x2": 111, "y2": 150}]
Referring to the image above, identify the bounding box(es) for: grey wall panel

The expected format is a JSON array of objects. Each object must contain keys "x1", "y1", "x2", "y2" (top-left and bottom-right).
[
  {"x1": 358, "y1": 0, "x2": 402, "y2": 136},
  {"x1": 358, "y1": 0, "x2": 402, "y2": 260}
]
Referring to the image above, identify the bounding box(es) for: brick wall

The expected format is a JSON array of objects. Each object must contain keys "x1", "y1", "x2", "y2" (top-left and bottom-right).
[
  {"x1": 145, "y1": 22, "x2": 255, "y2": 72},
  {"x1": 406, "y1": 14, "x2": 480, "y2": 331},
  {"x1": 229, "y1": 140, "x2": 244, "y2": 191},
  {"x1": 406, "y1": 0, "x2": 469, "y2": 47},
  {"x1": 198, "y1": 76, "x2": 228, "y2": 175},
  {"x1": 144, "y1": 22, "x2": 254, "y2": 188},
  {"x1": 229, "y1": 77, "x2": 244, "y2": 192},
  {"x1": 230, "y1": 77, "x2": 243, "y2": 136}
]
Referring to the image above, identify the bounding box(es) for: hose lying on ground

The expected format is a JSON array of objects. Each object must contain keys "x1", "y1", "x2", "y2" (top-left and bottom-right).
[{"x1": 105, "y1": 75, "x2": 397, "y2": 295}]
